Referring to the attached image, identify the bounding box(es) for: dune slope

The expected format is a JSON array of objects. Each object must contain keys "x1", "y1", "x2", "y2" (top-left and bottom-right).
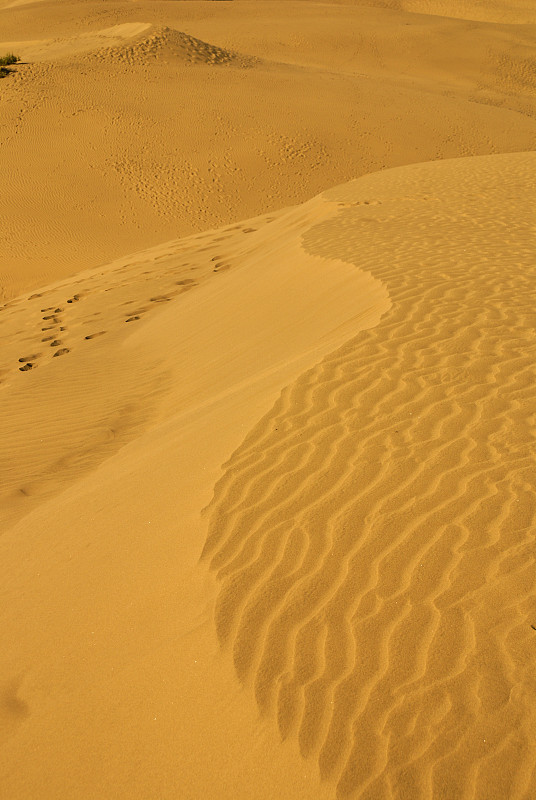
[
  {"x1": 203, "y1": 151, "x2": 536, "y2": 799},
  {"x1": 1, "y1": 151, "x2": 535, "y2": 799}
]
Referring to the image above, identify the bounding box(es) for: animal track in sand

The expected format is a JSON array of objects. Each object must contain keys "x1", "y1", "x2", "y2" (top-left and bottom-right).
[
  {"x1": 242, "y1": 228, "x2": 257, "y2": 233},
  {"x1": 66, "y1": 295, "x2": 81, "y2": 303},
  {"x1": 176, "y1": 279, "x2": 197, "y2": 286},
  {"x1": 125, "y1": 316, "x2": 140, "y2": 323},
  {"x1": 49, "y1": 340, "x2": 62, "y2": 348},
  {"x1": 149, "y1": 295, "x2": 171, "y2": 303},
  {"x1": 18, "y1": 355, "x2": 40, "y2": 363},
  {"x1": 18, "y1": 363, "x2": 35, "y2": 372},
  {"x1": 84, "y1": 332, "x2": 106, "y2": 340},
  {"x1": 52, "y1": 348, "x2": 69, "y2": 357}
]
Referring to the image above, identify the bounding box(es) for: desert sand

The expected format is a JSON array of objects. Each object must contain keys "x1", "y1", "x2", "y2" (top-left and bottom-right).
[{"x1": 1, "y1": 1, "x2": 535, "y2": 799}]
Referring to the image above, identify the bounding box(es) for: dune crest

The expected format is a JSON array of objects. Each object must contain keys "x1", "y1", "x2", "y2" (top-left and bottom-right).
[
  {"x1": 203, "y1": 151, "x2": 536, "y2": 799},
  {"x1": 0, "y1": 192, "x2": 388, "y2": 532},
  {"x1": 92, "y1": 26, "x2": 256, "y2": 68},
  {"x1": 0, "y1": 178, "x2": 392, "y2": 800}
]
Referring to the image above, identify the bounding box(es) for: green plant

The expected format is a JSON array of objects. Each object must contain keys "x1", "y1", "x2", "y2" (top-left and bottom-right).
[{"x1": 0, "y1": 53, "x2": 19, "y2": 66}]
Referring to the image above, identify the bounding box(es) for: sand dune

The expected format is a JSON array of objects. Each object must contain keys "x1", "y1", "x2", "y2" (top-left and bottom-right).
[
  {"x1": 2, "y1": 151, "x2": 535, "y2": 799},
  {"x1": 0, "y1": 197, "x2": 387, "y2": 532},
  {"x1": 385, "y1": 0, "x2": 536, "y2": 24},
  {"x1": 1, "y1": 0, "x2": 536, "y2": 798},
  {"x1": 1, "y1": 0, "x2": 535, "y2": 299},
  {"x1": 203, "y1": 151, "x2": 536, "y2": 798}
]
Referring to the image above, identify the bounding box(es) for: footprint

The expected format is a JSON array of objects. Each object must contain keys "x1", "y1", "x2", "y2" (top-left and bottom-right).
[
  {"x1": 49, "y1": 340, "x2": 62, "y2": 347},
  {"x1": 150, "y1": 296, "x2": 171, "y2": 303},
  {"x1": 125, "y1": 316, "x2": 140, "y2": 322},
  {"x1": 242, "y1": 228, "x2": 256, "y2": 233},
  {"x1": 84, "y1": 331, "x2": 106, "y2": 340},
  {"x1": 213, "y1": 263, "x2": 230, "y2": 272},
  {"x1": 28, "y1": 293, "x2": 42, "y2": 300},
  {"x1": 18, "y1": 355, "x2": 39, "y2": 363},
  {"x1": 0, "y1": 677, "x2": 30, "y2": 720},
  {"x1": 54, "y1": 307, "x2": 63, "y2": 313},
  {"x1": 40, "y1": 307, "x2": 54, "y2": 313},
  {"x1": 42, "y1": 336, "x2": 54, "y2": 342},
  {"x1": 176, "y1": 279, "x2": 197, "y2": 286},
  {"x1": 53, "y1": 348, "x2": 69, "y2": 357},
  {"x1": 42, "y1": 314, "x2": 57, "y2": 321},
  {"x1": 19, "y1": 363, "x2": 34, "y2": 371},
  {"x1": 66, "y1": 294, "x2": 81, "y2": 303}
]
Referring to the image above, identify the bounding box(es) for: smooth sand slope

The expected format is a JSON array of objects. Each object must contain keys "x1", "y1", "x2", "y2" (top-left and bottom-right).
[
  {"x1": 1, "y1": 151, "x2": 536, "y2": 799},
  {"x1": 1, "y1": 0, "x2": 536, "y2": 299}
]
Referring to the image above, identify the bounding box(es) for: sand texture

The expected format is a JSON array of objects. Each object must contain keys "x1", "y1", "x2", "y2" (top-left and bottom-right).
[{"x1": 1, "y1": 0, "x2": 536, "y2": 798}]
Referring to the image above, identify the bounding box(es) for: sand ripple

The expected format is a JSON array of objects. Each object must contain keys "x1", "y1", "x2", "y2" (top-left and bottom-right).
[{"x1": 203, "y1": 152, "x2": 536, "y2": 799}]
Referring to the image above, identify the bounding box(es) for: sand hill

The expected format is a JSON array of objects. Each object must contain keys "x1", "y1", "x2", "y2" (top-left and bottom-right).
[
  {"x1": 1, "y1": 1, "x2": 535, "y2": 799},
  {"x1": 1, "y1": 0, "x2": 536, "y2": 299}
]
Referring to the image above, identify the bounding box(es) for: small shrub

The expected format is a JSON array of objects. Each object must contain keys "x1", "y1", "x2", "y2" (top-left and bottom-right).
[{"x1": 0, "y1": 53, "x2": 19, "y2": 66}]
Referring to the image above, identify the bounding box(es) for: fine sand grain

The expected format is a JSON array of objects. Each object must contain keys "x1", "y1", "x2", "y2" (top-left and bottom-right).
[{"x1": 1, "y1": 1, "x2": 535, "y2": 798}]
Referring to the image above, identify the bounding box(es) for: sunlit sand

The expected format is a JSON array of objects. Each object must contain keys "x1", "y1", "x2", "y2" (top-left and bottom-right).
[{"x1": 1, "y1": 1, "x2": 535, "y2": 798}]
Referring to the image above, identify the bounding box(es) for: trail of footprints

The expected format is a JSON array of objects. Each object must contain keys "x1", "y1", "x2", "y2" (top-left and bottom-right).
[{"x1": 2, "y1": 225, "x2": 253, "y2": 376}]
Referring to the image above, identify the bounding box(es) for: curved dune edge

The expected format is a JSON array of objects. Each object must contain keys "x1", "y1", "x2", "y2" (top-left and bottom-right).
[
  {"x1": 202, "y1": 152, "x2": 536, "y2": 799},
  {"x1": 0, "y1": 189, "x2": 387, "y2": 799}
]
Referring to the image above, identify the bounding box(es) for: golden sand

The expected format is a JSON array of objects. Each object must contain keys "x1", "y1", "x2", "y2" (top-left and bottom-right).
[{"x1": 1, "y1": 1, "x2": 535, "y2": 798}]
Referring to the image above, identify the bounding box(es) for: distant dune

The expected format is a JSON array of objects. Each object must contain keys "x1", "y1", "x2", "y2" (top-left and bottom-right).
[
  {"x1": 1, "y1": 1, "x2": 535, "y2": 299},
  {"x1": 1, "y1": 1, "x2": 535, "y2": 799}
]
